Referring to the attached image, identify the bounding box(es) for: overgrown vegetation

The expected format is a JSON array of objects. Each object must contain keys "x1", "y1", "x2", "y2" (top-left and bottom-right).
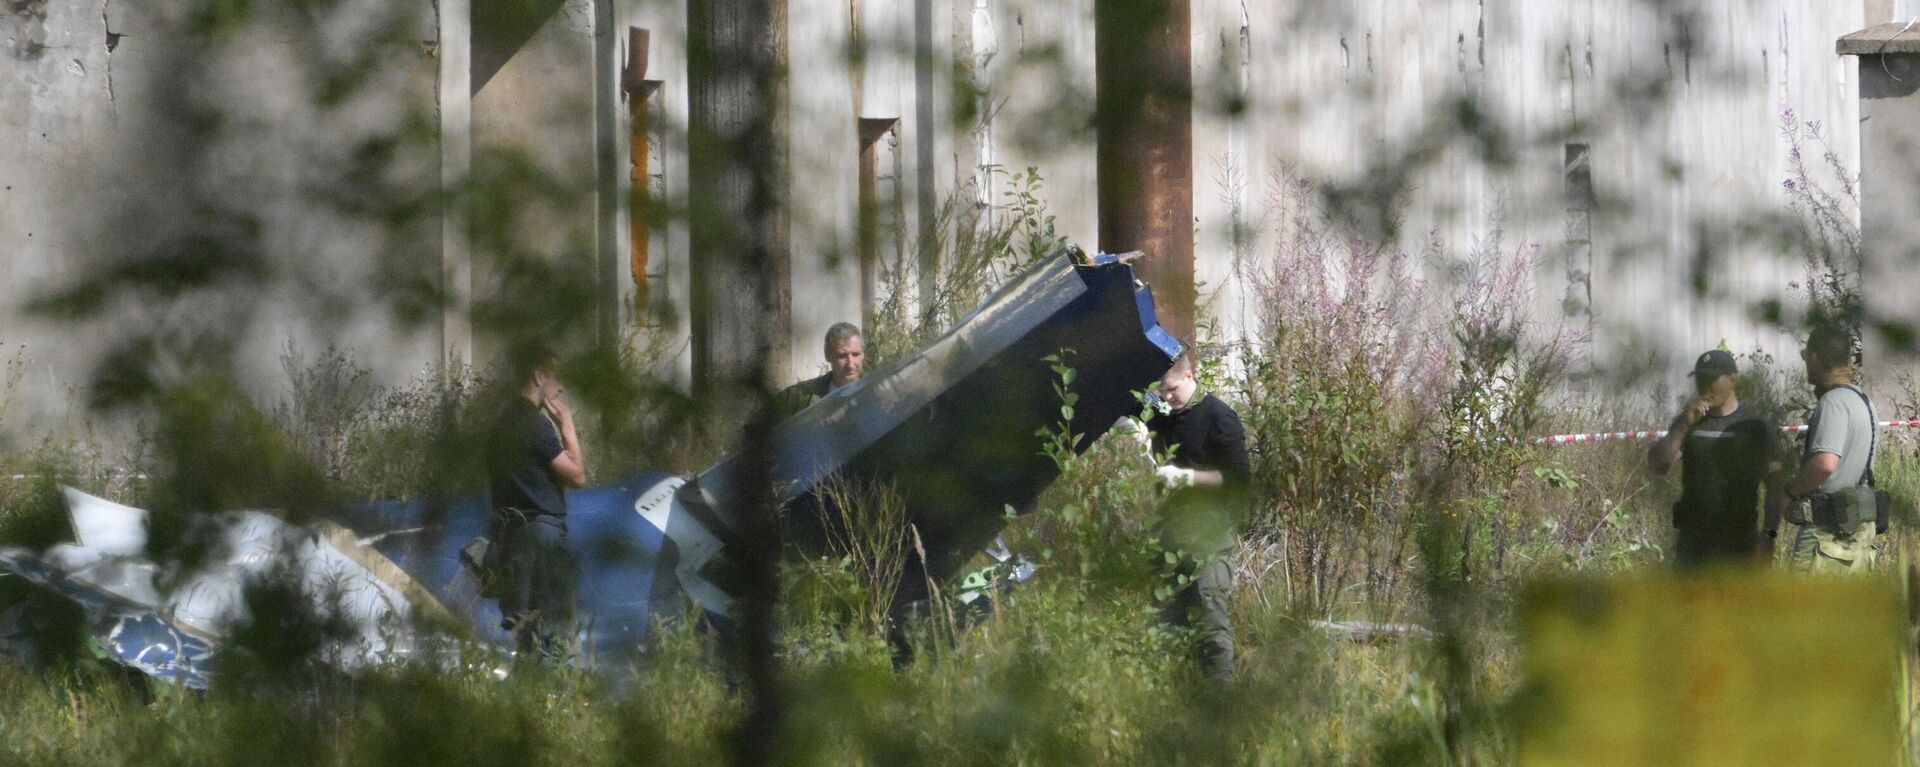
[{"x1": 2, "y1": 151, "x2": 1915, "y2": 763}]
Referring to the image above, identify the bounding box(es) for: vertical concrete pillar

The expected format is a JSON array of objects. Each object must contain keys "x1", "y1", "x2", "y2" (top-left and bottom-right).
[
  {"x1": 858, "y1": 117, "x2": 900, "y2": 331},
  {"x1": 854, "y1": 0, "x2": 903, "y2": 333},
  {"x1": 687, "y1": 0, "x2": 792, "y2": 397},
  {"x1": 470, "y1": 0, "x2": 599, "y2": 363},
  {"x1": 912, "y1": 0, "x2": 940, "y2": 318},
  {"x1": 593, "y1": 0, "x2": 621, "y2": 346},
  {"x1": 1096, "y1": 0, "x2": 1195, "y2": 344},
  {"x1": 438, "y1": 0, "x2": 473, "y2": 369},
  {"x1": 1839, "y1": 25, "x2": 1920, "y2": 365}
]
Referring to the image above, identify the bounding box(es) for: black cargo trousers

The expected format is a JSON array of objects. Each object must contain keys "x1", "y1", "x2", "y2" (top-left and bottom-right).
[{"x1": 492, "y1": 508, "x2": 577, "y2": 665}]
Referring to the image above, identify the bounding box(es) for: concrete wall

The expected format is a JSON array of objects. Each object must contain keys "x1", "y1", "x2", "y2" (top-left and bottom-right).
[
  {"x1": 1, "y1": 0, "x2": 444, "y2": 441},
  {"x1": 1846, "y1": 30, "x2": 1920, "y2": 372},
  {"x1": 0, "y1": 0, "x2": 1888, "y2": 443},
  {"x1": 961, "y1": 0, "x2": 1865, "y2": 399}
]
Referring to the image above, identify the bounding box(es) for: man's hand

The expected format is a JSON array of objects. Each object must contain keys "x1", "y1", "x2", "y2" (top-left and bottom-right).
[
  {"x1": 1681, "y1": 396, "x2": 1712, "y2": 428},
  {"x1": 544, "y1": 394, "x2": 575, "y2": 428},
  {"x1": 1113, "y1": 417, "x2": 1151, "y2": 449},
  {"x1": 1783, "y1": 498, "x2": 1814, "y2": 526},
  {"x1": 543, "y1": 392, "x2": 588, "y2": 488},
  {"x1": 1155, "y1": 465, "x2": 1196, "y2": 489}
]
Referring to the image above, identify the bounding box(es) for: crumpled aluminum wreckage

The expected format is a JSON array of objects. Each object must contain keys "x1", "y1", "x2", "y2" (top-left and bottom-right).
[{"x1": 0, "y1": 251, "x2": 1181, "y2": 687}]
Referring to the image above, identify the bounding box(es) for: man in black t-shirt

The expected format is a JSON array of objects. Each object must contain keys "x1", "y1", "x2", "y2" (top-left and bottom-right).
[
  {"x1": 1141, "y1": 349, "x2": 1250, "y2": 682},
  {"x1": 1646, "y1": 349, "x2": 1785, "y2": 568},
  {"x1": 487, "y1": 344, "x2": 588, "y2": 664}
]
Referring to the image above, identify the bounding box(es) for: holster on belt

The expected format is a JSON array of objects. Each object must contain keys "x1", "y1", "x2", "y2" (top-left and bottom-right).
[{"x1": 1801, "y1": 487, "x2": 1890, "y2": 534}]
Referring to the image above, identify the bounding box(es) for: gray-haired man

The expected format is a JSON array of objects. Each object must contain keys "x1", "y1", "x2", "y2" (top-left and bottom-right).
[{"x1": 774, "y1": 322, "x2": 866, "y2": 421}]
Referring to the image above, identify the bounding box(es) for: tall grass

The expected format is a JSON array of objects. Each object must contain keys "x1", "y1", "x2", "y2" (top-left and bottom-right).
[{"x1": 0, "y1": 164, "x2": 1910, "y2": 764}]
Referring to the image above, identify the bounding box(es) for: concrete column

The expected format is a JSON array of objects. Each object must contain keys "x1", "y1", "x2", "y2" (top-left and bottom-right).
[
  {"x1": 858, "y1": 117, "x2": 900, "y2": 330},
  {"x1": 912, "y1": 0, "x2": 941, "y2": 318},
  {"x1": 1839, "y1": 25, "x2": 1920, "y2": 366},
  {"x1": 1096, "y1": 0, "x2": 1195, "y2": 343},
  {"x1": 469, "y1": 0, "x2": 599, "y2": 364},
  {"x1": 687, "y1": 0, "x2": 792, "y2": 398},
  {"x1": 439, "y1": 0, "x2": 473, "y2": 369},
  {"x1": 593, "y1": 0, "x2": 621, "y2": 346}
]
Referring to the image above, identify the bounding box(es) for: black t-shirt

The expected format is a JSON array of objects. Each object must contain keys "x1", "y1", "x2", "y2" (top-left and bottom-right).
[
  {"x1": 1149, "y1": 392, "x2": 1252, "y2": 491},
  {"x1": 1148, "y1": 391, "x2": 1252, "y2": 554},
  {"x1": 1675, "y1": 404, "x2": 1780, "y2": 538},
  {"x1": 488, "y1": 397, "x2": 568, "y2": 517}
]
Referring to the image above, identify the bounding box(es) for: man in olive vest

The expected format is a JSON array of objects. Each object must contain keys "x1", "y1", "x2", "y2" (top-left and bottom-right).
[{"x1": 1782, "y1": 324, "x2": 1880, "y2": 572}]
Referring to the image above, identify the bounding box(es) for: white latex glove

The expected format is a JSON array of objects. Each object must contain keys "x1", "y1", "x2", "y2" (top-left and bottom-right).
[
  {"x1": 1112, "y1": 417, "x2": 1151, "y2": 449},
  {"x1": 1155, "y1": 465, "x2": 1196, "y2": 488}
]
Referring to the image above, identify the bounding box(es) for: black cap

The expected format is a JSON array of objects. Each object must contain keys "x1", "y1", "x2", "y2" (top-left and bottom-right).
[{"x1": 1689, "y1": 349, "x2": 1738, "y2": 379}]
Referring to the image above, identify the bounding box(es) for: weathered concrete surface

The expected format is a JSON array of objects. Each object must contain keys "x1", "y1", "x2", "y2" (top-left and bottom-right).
[
  {"x1": 0, "y1": 0, "x2": 1894, "y2": 449},
  {"x1": 2, "y1": 0, "x2": 122, "y2": 435},
  {"x1": 1840, "y1": 22, "x2": 1920, "y2": 54},
  {"x1": 1842, "y1": 24, "x2": 1920, "y2": 369},
  {"x1": 839, "y1": 0, "x2": 1874, "y2": 403},
  {"x1": 467, "y1": 0, "x2": 603, "y2": 365},
  {"x1": 1, "y1": 1, "x2": 442, "y2": 445}
]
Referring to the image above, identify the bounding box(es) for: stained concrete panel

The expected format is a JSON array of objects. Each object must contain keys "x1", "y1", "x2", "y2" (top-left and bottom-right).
[
  {"x1": 1, "y1": 0, "x2": 442, "y2": 444},
  {"x1": 469, "y1": 0, "x2": 601, "y2": 365},
  {"x1": 1854, "y1": 51, "x2": 1920, "y2": 368}
]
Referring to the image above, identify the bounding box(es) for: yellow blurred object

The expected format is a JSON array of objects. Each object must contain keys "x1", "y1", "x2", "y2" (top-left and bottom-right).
[{"x1": 1519, "y1": 572, "x2": 1903, "y2": 766}]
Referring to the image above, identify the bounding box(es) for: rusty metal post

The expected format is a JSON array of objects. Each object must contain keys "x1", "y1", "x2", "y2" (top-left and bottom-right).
[
  {"x1": 1095, "y1": 0, "x2": 1195, "y2": 343},
  {"x1": 858, "y1": 117, "x2": 899, "y2": 332},
  {"x1": 623, "y1": 27, "x2": 664, "y2": 317}
]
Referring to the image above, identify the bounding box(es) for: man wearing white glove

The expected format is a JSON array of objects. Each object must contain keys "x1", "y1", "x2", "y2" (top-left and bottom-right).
[
  {"x1": 1141, "y1": 348, "x2": 1250, "y2": 682},
  {"x1": 1155, "y1": 464, "x2": 1198, "y2": 487}
]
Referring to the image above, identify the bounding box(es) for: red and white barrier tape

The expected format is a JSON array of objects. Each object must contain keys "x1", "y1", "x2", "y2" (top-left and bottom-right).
[
  {"x1": 1534, "y1": 419, "x2": 1920, "y2": 446},
  {"x1": 3, "y1": 472, "x2": 148, "y2": 482}
]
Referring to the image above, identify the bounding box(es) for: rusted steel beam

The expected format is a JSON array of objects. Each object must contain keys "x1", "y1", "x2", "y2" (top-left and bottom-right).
[
  {"x1": 623, "y1": 27, "x2": 663, "y2": 317},
  {"x1": 1095, "y1": 0, "x2": 1195, "y2": 343}
]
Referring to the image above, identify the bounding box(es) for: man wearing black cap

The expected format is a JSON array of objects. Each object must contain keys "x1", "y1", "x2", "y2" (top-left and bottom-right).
[{"x1": 1646, "y1": 349, "x2": 1786, "y2": 568}]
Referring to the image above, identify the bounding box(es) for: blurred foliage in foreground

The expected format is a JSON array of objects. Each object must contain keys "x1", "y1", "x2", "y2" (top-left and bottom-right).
[{"x1": 1520, "y1": 573, "x2": 1904, "y2": 767}]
